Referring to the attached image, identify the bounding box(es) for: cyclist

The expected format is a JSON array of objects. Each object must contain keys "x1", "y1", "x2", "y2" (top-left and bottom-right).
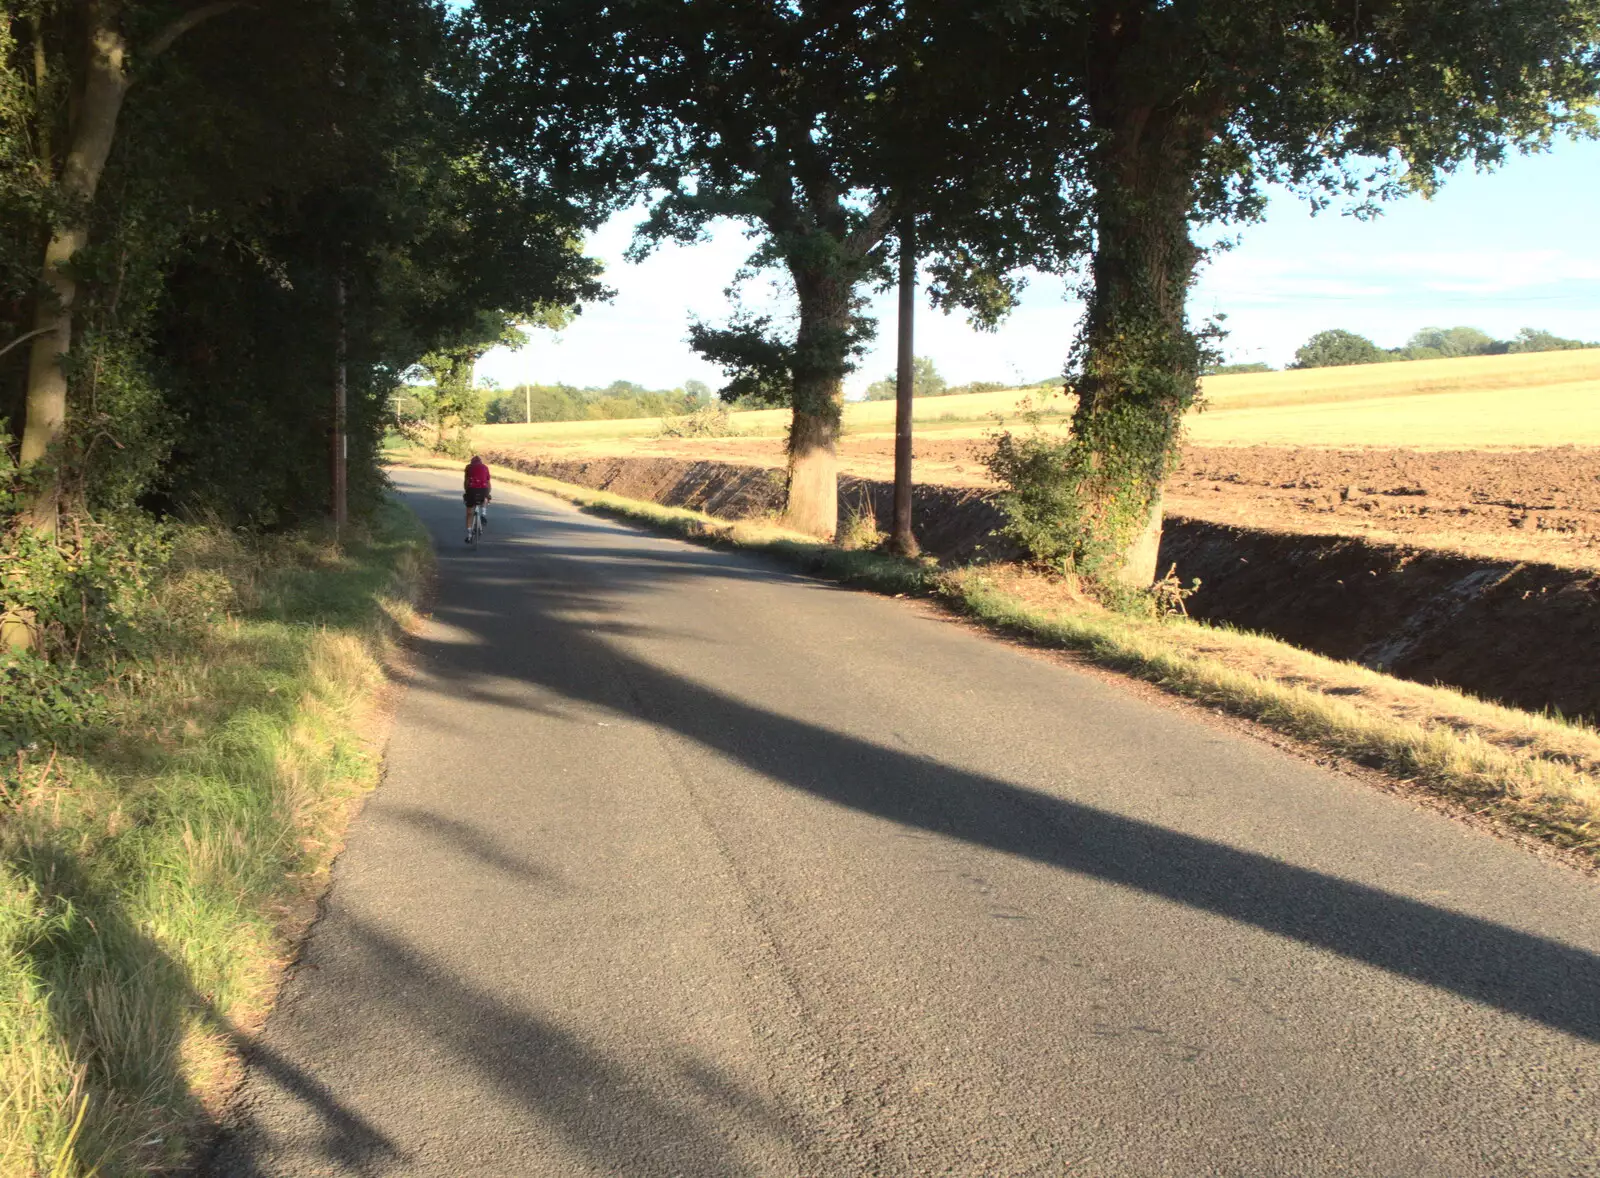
[{"x1": 463, "y1": 455, "x2": 492, "y2": 542}]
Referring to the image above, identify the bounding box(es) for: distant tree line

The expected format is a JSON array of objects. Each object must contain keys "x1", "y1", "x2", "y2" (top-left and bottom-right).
[
  {"x1": 477, "y1": 379, "x2": 715, "y2": 424},
  {"x1": 862, "y1": 358, "x2": 1059, "y2": 401},
  {"x1": 470, "y1": 359, "x2": 1060, "y2": 420},
  {"x1": 1291, "y1": 326, "x2": 1598, "y2": 369}
]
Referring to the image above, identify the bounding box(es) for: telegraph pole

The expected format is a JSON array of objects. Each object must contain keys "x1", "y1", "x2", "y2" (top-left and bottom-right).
[
  {"x1": 332, "y1": 272, "x2": 348, "y2": 537},
  {"x1": 890, "y1": 213, "x2": 919, "y2": 557}
]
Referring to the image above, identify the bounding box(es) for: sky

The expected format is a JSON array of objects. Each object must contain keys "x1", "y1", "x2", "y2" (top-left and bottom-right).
[{"x1": 476, "y1": 136, "x2": 1600, "y2": 399}]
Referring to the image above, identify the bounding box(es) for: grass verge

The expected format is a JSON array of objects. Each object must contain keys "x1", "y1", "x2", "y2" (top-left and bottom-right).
[
  {"x1": 400, "y1": 455, "x2": 1598, "y2": 868},
  {"x1": 0, "y1": 498, "x2": 431, "y2": 1177}
]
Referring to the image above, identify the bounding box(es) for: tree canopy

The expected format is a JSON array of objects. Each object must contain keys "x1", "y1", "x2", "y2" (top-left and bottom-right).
[
  {"x1": 2, "y1": 0, "x2": 603, "y2": 530},
  {"x1": 1292, "y1": 330, "x2": 1392, "y2": 369},
  {"x1": 472, "y1": 0, "x2": 1087, "y2": 536},
  {"x1": 971, "y1": 0, "x2": 1600, "y2": 582}
]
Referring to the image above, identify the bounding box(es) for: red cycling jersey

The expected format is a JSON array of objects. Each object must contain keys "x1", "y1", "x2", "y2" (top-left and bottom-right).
[{"x1": 464, "y1": 460, "x2": 491, "y2": 490}]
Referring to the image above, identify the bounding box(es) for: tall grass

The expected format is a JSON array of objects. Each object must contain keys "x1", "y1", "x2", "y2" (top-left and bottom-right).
[{"x1": 0, "y1": 500, "x2": 429, "y2": 1177}]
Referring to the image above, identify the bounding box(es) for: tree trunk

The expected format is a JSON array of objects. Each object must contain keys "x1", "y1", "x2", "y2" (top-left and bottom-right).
[
  {"x1": 785, "y1": 266, "x2": 852, "y2": 538},
  {"x1": 1072, "y1": 119, "x2": 1203, "y2": 587},
  {"x1": 19, "y1": 3, "x2": 130, "y2": 533},
  {"x1": 332, "y1": 274, "x2": 348, "y2": 536},
  {"x1": 889, "y1": 215, "x2": 919, "y2": 557},
  {"x1": 1121, "y1": 490, "x2": 1164, "y2": 587}
]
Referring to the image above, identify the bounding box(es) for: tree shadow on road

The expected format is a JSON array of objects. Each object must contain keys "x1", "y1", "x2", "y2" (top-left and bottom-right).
[
  {"x1": 202, "y1": 475, "x2": 1597, "y2": 1174},
  {"x1": 210, "y1": 912, "x2": 792, "y2": 1177},
  {"x1": 405, "y1": 488, "x2": 1600, "y2": 1046}
]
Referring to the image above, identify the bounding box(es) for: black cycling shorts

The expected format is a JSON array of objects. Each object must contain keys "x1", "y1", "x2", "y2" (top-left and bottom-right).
[{"x1": 463, "y1": 488, "x2": 489, "y2": 507}]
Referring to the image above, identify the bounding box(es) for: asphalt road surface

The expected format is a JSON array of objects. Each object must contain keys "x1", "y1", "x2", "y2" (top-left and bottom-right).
[{"x1": 210, "y1": 469, "x2": 1600, "y2": 1177}]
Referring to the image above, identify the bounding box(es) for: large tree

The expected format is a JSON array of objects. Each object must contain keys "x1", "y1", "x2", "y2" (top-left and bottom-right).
[
  {"x1": 1291, "y1": 329, "x2": 1390, "y2": 369},
  {"x1": 3, "y1": 0, "x2": 605, "y2": 663},
  {"x1": 476, "y1": 0, "x2": 924, "y2": 535},
  {"x1": 991, "y1": 0, "x2": 1600, "y2": 584},
  {"x1": 7, "y1": 1, "x2": 249, "y2": 532},
  {"x1": 1, "y1": 1, "x2": 602, "y2": 525},
  {"x1": 475, "y1": 0, "x2": 1082, "y2": 538}
]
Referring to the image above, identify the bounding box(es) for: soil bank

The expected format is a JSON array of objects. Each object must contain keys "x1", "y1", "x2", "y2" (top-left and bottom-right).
[{"x1": 484, "y1": 449, "x2": 1600, "y2": 722}]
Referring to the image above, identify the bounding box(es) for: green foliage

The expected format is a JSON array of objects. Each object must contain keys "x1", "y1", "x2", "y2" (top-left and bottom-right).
[
  {"x1": 1292, "y1": 330, "x2": 1392, "y2": 369},
  {"x1": 3, "y1": 0, "x2": 604, "y2": 531},
  {"x1": 0, "y1": 649, "x2": 107, "y2": 762},
  {"x1": 686, "y1": 314, "x2": 801, "y2": 408},
  {"x1": 472, "y1": 0, "x2": 1052, "y2": 459},
  {"x1": 484, "y1": 381, "x2": 710, "y2": 424},
  {"x1": 989, "y1": 299, "x2": 1216, "y2": 585},
  {"x1": 1507, "y1": 327, "x2": 1599, "y2": 353},
  {"x1": 0, "y1": 497, "x2": 176, "y2": 764},
  {"x1": 1401, "y1": 326, "x2": 1499, "y2": 359},
  {"x1": 988, "y1": 403, "x2": 1178, "y2": 587},
  {"x1": 1205, "y1": 362, "x2": 1273, "y2": 376},
  {"x1": 0, "y1": 515, "x2": 170, "y2": 669},
  {"x1": 656, "y1": 403, "x2": 739, "y2": 439},
  {"x1": 986, "y1": 425, "x2": 1094, "y2": 566},
  {"x1": 1292, "y1": 325, "x2": 1597, "y2": 368},
  {"x1": 864, "y1": 356, "x2": 947, "y2": 400},
  {"x1": 952, "y1": 0, "x2": 1600, "y2": 575},
  {"x1": 0, "y1": 501, "x2": 430, "y2": 1172}
]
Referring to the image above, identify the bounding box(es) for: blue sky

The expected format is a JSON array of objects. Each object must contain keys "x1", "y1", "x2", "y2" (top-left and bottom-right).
[{"x1": 477, "y1": 135, "x2": 1600, "y2": 397}]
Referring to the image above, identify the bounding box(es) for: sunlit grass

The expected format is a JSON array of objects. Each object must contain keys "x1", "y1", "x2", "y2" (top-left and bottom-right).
[
  {"x1": 945, "y1": 567, "x2": 1600, "y2": 852},
  {"x1": 0, "y1": 501, "x2": 430, "y2": 1177}
]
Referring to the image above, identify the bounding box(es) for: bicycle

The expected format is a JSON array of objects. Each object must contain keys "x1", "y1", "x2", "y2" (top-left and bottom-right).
[{"x1": 468, "y1": 501, "x2": 487, "y2": 544}]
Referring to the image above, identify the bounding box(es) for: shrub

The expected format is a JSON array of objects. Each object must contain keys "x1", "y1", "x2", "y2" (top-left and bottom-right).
[
  {"x1": 657, "y1": 404, "x2": 740, "y2": 438},
  {"x1": 1290, "y1": 329, "x2": 1391, "y2": 369}
]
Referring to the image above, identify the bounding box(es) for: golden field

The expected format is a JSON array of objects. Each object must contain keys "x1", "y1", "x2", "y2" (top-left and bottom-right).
[
  {"x1": 476, "y1": 347, "x2": 1600, "y2": 452},
  {"x1": 467, "y1": 347, "x2": 1600, "y2": 569}
]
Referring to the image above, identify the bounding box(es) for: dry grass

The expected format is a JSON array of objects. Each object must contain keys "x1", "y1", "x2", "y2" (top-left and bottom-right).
[
  {"x1": 952, "y1": 565, "x2": 1600, "y2": 847},
  {"x1": 0, "y1": 502, "x2": 431, "y2": 1177},
  {"x1": 1188, "y1": 380, "x2": 1600, "y2": 449},
  {"x1": 1199, "y1": 347, "x2": 1600, "y2": 410},
  {"x1": 408, "y1": 456, "x2": 1599, "y2": 867},
  {"x1": 473, "y1": 348, "x2": 1600, "y2": 455}
]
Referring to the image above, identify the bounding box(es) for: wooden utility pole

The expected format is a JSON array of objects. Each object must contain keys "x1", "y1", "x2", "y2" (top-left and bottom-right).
[
  {"x1": 525, "y1": 384, "x2": 532, "y2": 424},
  {"x1": 332, "y1": 273, "x2": 348, "y2": 536},
  {"x1": 890, "y1": 213, "x2": 920, "y2": 557}
]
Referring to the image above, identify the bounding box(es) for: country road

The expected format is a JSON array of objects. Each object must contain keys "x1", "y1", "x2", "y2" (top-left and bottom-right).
[{"x1": 210, "y1": 468, "x2": 1600, "y2": 1177}]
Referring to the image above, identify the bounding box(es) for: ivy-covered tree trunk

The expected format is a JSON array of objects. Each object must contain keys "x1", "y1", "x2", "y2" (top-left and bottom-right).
[
  {"x1": 786, "y1": 265, "x2": 852, "y2": 538},
  {"x1": 1071, "y1": 114, "x2": 1204, "y2": 586},
  {"x1": 20, "y1": 3, "x2": 131, "y2": 535}
]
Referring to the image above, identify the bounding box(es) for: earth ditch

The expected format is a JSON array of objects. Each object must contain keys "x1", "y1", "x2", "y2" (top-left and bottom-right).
[{"x1": 484, "y1": 449, "x2": 1600, "y2": 724}]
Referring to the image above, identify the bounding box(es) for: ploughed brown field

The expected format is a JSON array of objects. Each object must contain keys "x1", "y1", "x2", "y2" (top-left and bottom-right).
[
  {"x1": 478, "y1": 430, "x2": 1600, "y2": 571},
  {"x1": 840, "y1": 436, "x2": 1600, "y2": 570},
  {"x1": 475, "y1": 348, "x2": 1600, "y2": 570}
]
